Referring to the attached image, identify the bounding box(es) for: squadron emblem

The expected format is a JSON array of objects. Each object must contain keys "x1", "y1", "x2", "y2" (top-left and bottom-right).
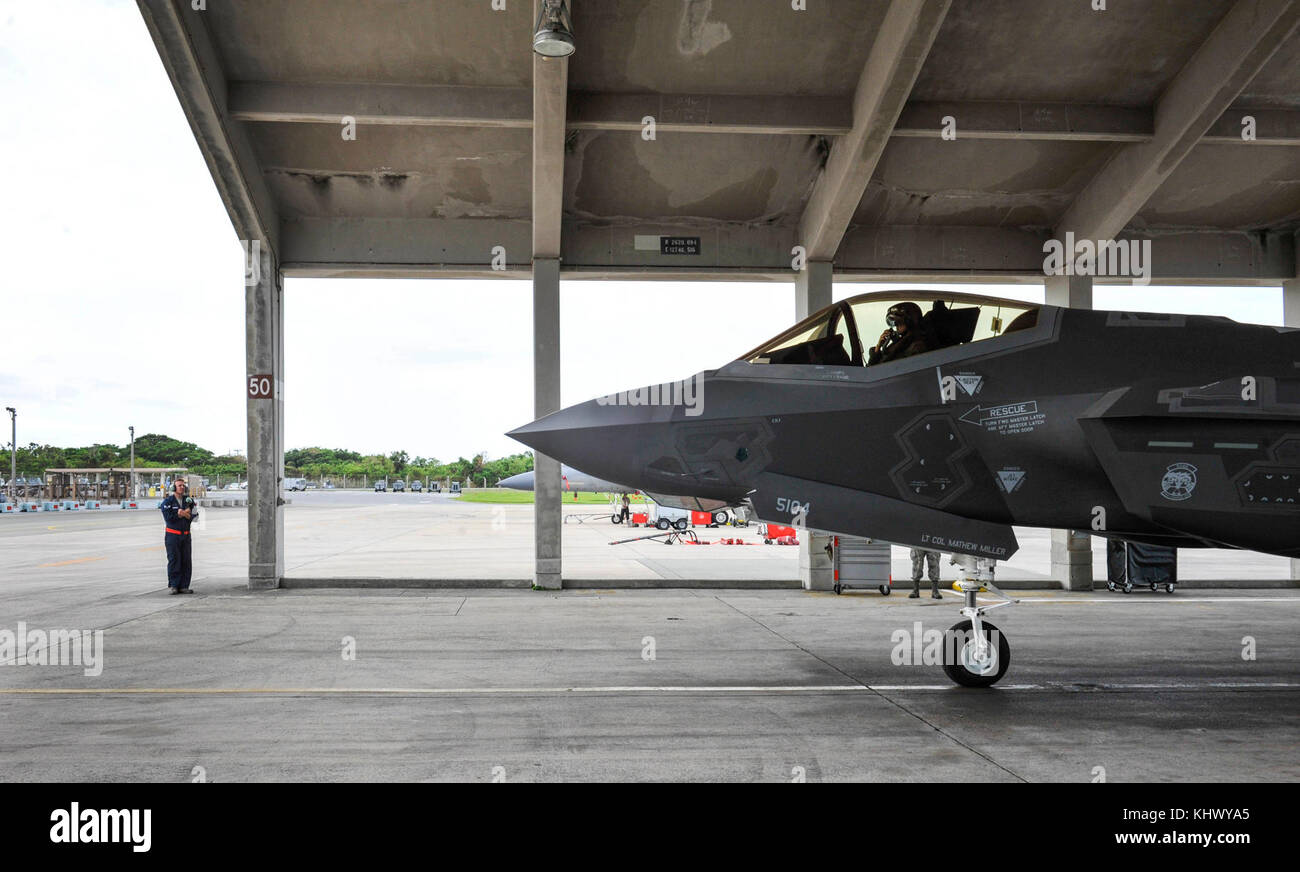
[{"x1": 1160, "y1": 463, "x2": 1198, "y2": 501}]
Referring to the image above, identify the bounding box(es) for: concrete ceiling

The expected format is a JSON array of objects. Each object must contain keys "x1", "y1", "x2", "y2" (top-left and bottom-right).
[{"x1": 138, "y1": 0, "x2": 1300, "y2": 282}]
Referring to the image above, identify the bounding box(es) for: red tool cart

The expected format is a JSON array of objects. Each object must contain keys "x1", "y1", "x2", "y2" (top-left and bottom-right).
[{"x1": 758, "y1": 523, "x2": 798, "y2": 544}]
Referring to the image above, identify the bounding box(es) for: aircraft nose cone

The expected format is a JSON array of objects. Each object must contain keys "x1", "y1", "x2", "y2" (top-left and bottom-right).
[
  {"x1": 507, "y1": 399, "x2": 668, "y2": 491},
  {"x1": 497, "y1": 471, "x2": 535, "y2": 491},
  {"x1": 507, "y1": 373, "x2": 749, "y2": 503}
]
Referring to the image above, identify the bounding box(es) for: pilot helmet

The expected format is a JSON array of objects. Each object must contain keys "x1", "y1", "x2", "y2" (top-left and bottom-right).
[{"x1": 886, "y1": 302, "x2": 923, "y2": 329}]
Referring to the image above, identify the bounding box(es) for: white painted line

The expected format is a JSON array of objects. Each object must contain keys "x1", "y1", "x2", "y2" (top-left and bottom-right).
[
  {"x1": 2, "y1": 682, "x2": 1295, "y2": 696},
  {"x1": 1010, "y1": 597, "x2": 1300, "y2": 604}
]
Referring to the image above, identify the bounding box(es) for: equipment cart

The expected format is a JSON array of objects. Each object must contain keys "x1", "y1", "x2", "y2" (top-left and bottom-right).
[
  {"x1": 1106, "y1": 539, "x2": 1177, "y2": 594},
  {"x1": 832, "y1": 535, "x2": 893, "y2": 595}
]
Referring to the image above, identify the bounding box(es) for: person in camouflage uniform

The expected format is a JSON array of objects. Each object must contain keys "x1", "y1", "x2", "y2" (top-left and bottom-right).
[{"x1": 909, "y1": 548, "x2": 942, "y2": 599}]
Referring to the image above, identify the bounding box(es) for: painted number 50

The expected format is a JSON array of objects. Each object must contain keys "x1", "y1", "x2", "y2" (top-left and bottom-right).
[{"x1": 248, "y1": 374, "x2": 273, "y2": 399}]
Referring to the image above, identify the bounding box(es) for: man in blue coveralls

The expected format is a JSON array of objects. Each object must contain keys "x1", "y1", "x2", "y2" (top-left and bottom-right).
[{"x1": 160, "y1": 477, "x2": 198, "y2": 594}]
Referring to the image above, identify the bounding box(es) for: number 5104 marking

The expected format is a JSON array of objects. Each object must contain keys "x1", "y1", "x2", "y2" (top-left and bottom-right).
[{"x1": 775, "y1": 497, "x2": 809, "y2": 517}]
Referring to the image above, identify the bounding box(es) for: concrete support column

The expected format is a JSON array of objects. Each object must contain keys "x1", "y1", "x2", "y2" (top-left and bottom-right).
[
  {"x1": 795, "y1": 260, "x2": 833, "y2": 320},
  {"x1": 1046, "y1": 272, "x2": 1094, "y2": 590},
  {"x1": 1286, "y1": 274, "x2": 1299, "y2": 581},
  {"x1": 533, "y1": 257, "x2": 562, "y2": 590},
  {"x1": 246, "y1": 242, "x2": 284, "y2": 589},
  {"x1": 1044, "y1": 272, "x2": 1093, "y2": 310},
  {"x1": 796, "y1": 260, "x2": 834, "y2": 590},
  {"x1": 1051, "y1": 529, "x2": 1094, "y2": 591}
]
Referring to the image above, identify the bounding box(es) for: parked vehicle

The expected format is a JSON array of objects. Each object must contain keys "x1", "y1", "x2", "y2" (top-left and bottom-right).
[
  {"x1": 374, "y1": 480, "x2": 386, "y2": 492},
  {"x1": 429, "y1": 482, "x2": 440, "y2": 493},
  {"x1": 305, "y1": 481, "x2": 319, "y2": 489},
  {"x1": 652, "y1": 504, "x2": 692, "y2": 531},
  {"x1": 410, "y1": 480, "x2": 422, "y2": 492},
  {"x1": 392, "y1": 480, "x2": 406, "y2": 492},
  {"x1": 287, "y1": 477, "x2": 308, "y2": 492}
]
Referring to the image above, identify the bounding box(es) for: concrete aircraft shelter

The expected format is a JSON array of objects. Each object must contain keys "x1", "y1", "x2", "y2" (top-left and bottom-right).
[{"x1": 135, "y1": 0, "x2": 1300, "y2": 590}]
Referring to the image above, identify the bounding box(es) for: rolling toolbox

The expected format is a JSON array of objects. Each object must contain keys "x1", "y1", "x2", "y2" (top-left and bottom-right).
[{"x1": 832, "y1": 536, "x2": 893, "y2": 595}]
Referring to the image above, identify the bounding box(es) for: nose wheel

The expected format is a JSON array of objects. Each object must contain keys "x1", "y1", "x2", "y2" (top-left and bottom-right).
[
  {"x1": 942, "y1": 556, "x2": 1017, "y2": 688},
  {"x1": 942, "y1": 617, "x2": 1011, "y2": 687}
]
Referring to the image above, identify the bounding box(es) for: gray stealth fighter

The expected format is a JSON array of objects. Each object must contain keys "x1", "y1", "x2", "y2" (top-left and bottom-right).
[
  {"x1": 499, "y1": 465, "x2": 634, "y2": 495},
  {"x1": 510, "y1": 291, "x2": 1300, "y2": 685}
]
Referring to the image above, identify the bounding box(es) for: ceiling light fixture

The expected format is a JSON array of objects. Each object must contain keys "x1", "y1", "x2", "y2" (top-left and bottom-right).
[{"x1": 533, "y1": 0, "x2": 575, "y2": 58}]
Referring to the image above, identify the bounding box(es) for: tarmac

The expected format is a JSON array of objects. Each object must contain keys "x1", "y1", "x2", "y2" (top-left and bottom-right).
[
  {"x1": 5, "y1": 489, "x2": 1289, "y2": 587},
  {"x1": 1, "y1": 492, "x2": 1297, "y2": 781}
]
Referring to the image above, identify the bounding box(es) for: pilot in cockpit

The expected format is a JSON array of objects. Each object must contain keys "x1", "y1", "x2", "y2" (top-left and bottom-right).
[{"x1": 867, "y1": 302, "x2": 935, "y2": 365}]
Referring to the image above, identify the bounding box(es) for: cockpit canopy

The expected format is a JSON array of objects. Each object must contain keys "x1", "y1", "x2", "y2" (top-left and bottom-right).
[{"x1": 739, "y1": 291, "x2": 1040, "y2": 366}]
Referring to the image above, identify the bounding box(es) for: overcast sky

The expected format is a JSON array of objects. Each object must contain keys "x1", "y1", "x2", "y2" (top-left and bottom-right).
[{"x1": 0, "y1": 1, "x2": 1287, "y2": 462}]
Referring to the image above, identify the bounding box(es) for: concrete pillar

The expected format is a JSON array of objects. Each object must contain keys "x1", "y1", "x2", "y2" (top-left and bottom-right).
[
  {"x1": 1286, "y1": 275, "x2": 1299, "y2": 581},
  {"x1": 533, "y1": 258, "x2": 562, "y2": 590},
  {"x1": 796, "y1": 260, "x2": 834, "y2": 590},
  {"x1": 1043, "y1": 272, "x2": 1093, "y2": 310},
  {"x1": 1050, "y1": 529, "x2": 1094, "y2": 591},
  {"x1": 795, "y1": 260, "x2": 833, "y2": 320},
  {"x1": 246, "y1": 241, "x2": 284, "y2": 589},
  {"x1": 1045, "y1": 272, "x2": 1094, "y2": 590}
]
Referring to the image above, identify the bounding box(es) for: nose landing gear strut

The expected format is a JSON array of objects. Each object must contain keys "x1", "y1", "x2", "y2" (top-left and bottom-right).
[{"x1": 942, "y1": 556, "x2": 1017, "y2": 688}]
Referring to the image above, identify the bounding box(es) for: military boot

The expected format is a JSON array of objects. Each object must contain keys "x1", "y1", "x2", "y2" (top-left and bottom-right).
[{"x1": 909, "y1": 577, "x2": 921, "y2": 598}]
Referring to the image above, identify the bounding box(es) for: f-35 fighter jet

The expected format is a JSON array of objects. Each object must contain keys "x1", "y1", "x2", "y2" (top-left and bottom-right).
[
  {"x1": 510, "y1": 291, "x2": 1300, "y2": 685},
  {"x1": 499, "y1": 464, "x2": 634, "y2": 495}
]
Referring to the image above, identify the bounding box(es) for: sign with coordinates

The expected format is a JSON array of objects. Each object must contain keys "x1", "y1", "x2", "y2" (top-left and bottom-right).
[{"x1": 660, "y1": 236, "x2": 700, "y2": 255}]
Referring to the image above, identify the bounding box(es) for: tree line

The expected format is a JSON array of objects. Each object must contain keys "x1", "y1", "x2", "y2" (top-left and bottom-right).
[{"x1": 0, "y1": 435, "x2": 534, "y2": 486}]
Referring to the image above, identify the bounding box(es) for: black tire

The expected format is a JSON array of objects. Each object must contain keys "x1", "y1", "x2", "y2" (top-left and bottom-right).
[
  {"x1": 674, "y1": 518, "x2": 689, "y2": 531},
  {"x1": 712, "y1": 511, "x2": 728, "y2": 526},
  {"x1": 763, "y1": 538, "x2": 772, "y2": 545},
  {"x1": 879, "y1": 585, "x2": 891, "y2": 596},
  {"x1": 940, "y1": 619, "x2": 1010, "y2": 688},
  {"x1": 1166, "y1": 583, "x2": 1175, "y2": 594},
  {"x1": 611, "y1": 514, "x2": 622, "y2": 524},
  {"x1": 1123, "y1": 583, "x2": 1133, "y2": 594},
  {"x1": 656, "y1": 518, "x2": 670, "y2": 530}
]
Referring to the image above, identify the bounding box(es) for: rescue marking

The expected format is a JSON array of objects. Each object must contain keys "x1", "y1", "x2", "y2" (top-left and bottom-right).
[{"x1": 959, "y1": 401, "x2": 1046, "y2": 435}]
